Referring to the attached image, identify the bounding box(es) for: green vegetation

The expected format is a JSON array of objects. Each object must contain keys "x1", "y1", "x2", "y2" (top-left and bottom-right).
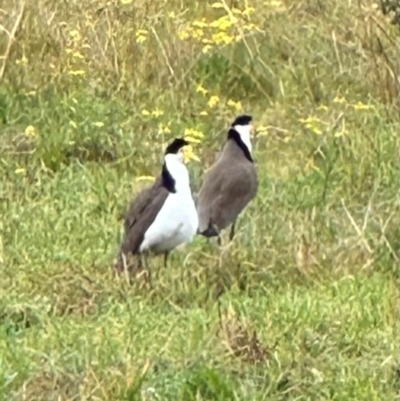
[{"x1": 0, "y1": 0, "x2": 399, "y2": 399}]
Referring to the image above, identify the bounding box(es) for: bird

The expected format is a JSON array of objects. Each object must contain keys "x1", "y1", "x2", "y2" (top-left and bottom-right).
[
  {"x1": 115, "y1": 138, "x2": 199, "y2": 277},
  {"x1": 196, "y1": 115, "x2": 258, "y2": 245}
]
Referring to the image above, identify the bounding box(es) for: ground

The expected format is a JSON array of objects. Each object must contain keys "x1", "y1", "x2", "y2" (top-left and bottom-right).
[{"x1": 0, "y1": 0, "x2": 399, "y2": 400}]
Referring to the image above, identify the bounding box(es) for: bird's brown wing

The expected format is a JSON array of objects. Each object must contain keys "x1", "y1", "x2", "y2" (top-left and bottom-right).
[
  {"x1": 120, "y1": 177, "x2": 169, "y2": 255},
  {"x1": 123, "y1": 177, "x2": 161, "y2": 234},
  {"x1": 198, "y1": 161, "x2": 258, "y2": 232},
  {"x1": 197, "y1": 164, "x2": 224, "y2": 232}
]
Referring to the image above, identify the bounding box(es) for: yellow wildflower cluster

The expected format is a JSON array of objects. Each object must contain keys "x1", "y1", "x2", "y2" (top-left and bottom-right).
[
  {"x1": 298, "y1": 116, "x2": 324, "y2": 135},
  {"x1": 142, "y1": 108, "x2": 164, "y2": 117},
  {"x1": 24, "y1": 125, "x2": 37, "y2": 138},
  {"x1": 65, "y1": 29, "x2": 90, "y2": 77},
  {"x1": 195, "y1": 83, "x2": 243, "y2": 115},
  {"x1": 16, "y1": 54, "x2": 28, "y2": 66},
  {"x1": 177, "y1": 5, "x2": 260, "y2": 54},
  {"x1": 299, "y1": 95, "x2": 375, "y2": 140},
  {"x1": 184, "y1": 127, "x2": 204, "y2": 144},
  {"x1": 136, "y1": 29, "x2": 148, "y2": 44},
  {"x1": 333, "y1": 95, "x2": 374, "y2": 110},
  {"x1": 157, "y1": 122, "x2": 171, "y2": 135}
]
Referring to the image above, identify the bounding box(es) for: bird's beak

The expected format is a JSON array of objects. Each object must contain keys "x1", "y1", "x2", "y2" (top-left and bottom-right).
[{"x1": 182, "y1": 145, "x2": 200, "y2": 163}]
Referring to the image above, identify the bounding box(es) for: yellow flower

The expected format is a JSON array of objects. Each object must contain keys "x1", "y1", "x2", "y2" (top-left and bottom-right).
[
  {"x1": 299, "y1": 116, "x2": 323, "y2": 135},
  {"x1": 151, "y1": 108, "x2": 164, "y2": 117},
  {"x1": 184, "y1": 128, "x2": 204, "y2": 139},
  {"x1": 178, "y1": 29, "x2": 190, "y2": 40},
  {"x1": 192, "y1": 28, "x2": 204, "y2": 39},
  {"x1": 243, "y1": 23, "x2": 258, "y2": 32},
  {"x1": 242, "y1": 7, "x2": 256, "y2": 15},
  {"x1": 227, "y1": 99, "x2": 242, "y2": 111},
  {"x1": 183, "y1": 145, "x2": 200, "y2": 163},
  {"x1": 68, "y1": 70, "x2": 85, "y2": 76},
  {"x1": 192, "y1": 20, "x2": 208, "y2": 28},
  {"x1": 196, "y1": 84, "x2": 208, "y2": 95},
  {"x1": 93, "y1": 122, "x2": 104, "y2": 128},
  {"x1": 210, "y1": 16, "x2": 237, "y2": 30},
  {"x1": 212, "y1": 32, "x2": 234, "y2": 45},
  {"x1": 16, "y1": 55, "x2": 28, "y2": 65},
  {"x1": 136, "y1": 30, "x2": 148, "y2": 43},
  {"x1": 333, "y1": 96, "x2": 346, "y2": 104},
  {"x1": 136, "y1": 35, "x2": 147, "y2": 43},
  {"x1": 200, "y1": 111, "x2": 208, "y2": 116},
  {"x1": 202, "y1": 44, "x2": 213, "y2": 54},
  {"x1": 158, "y1": 123, "x2": 171, "y2": 134},
  {"x1": 141, "y1": 109, "x2": 150, "y2": 116},
  {"x1": 184, "y1": 135, "x2": 201, "y2": 144},
  {"x1": 207, "y1": 95, "x2": 220, "y2": 108},
  {"x1": 334, "y1": 128, "x2": 347, "y2": 138},
  {"x1": 24, "y1": 125, "x2": 37, "y2": 137},
  {"x1": 352, "y1": 101, "x2": 373, "y2": 110},
  {"x1": 256, "y1": 125, "x2": 269, "y2": 136},
  {"x1": 72, "y1": 51, "x2": 84, "y2": 59},
  {"x1": 69, "y1": 30, "x2": 81, "y2": 40}
]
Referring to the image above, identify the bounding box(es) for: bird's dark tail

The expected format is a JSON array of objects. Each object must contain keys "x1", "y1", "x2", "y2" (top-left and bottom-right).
[{"x1": 198, "y1": 222, "x2": 220, "y2": 238}]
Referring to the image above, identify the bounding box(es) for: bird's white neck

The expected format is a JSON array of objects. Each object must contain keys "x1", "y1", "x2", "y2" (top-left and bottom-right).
[
  {"x1": 233, "y1": 124, "x2": 252, "y2": 154},
  {"x1": 164, "y1": 154, "x2": 191, "y2": 192}
]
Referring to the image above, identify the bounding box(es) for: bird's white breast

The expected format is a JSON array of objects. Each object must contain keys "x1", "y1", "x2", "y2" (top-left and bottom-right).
[{"x1": 139, "y1": 157, "x2": 198, "y2": 253}]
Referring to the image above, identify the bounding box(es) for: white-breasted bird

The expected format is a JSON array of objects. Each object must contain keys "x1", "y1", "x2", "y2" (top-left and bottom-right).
[
  {"x1": 115, "y1": 138, "x2": 198, "y2": 274},
  {"x1": 196, "y1": 115, "x2": 258, "y2": 244}
]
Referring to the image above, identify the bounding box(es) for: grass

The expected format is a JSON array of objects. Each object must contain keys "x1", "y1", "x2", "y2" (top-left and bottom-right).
[{"x1": 0, "y1": 0, "x2": 399, "y2": 399}]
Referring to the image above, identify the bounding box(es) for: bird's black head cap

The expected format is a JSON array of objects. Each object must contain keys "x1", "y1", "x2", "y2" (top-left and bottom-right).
[
  {"x1": 165, "y1": 138, "x2": 189, "y2": 155},
  {"x1": 227, "y1": 114, "x2": 254, "y2": 163},
  {"x1": 162, "y1": 138, "x2": 189, "y2": 193},
  {"x1": 231, "y1": 115, "x2": 252, "y2": 127}
]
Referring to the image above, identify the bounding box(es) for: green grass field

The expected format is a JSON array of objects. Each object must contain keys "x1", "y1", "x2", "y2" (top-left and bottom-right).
[{"x1": 0, "y1": 0, "x2": 399, "y2": 399}]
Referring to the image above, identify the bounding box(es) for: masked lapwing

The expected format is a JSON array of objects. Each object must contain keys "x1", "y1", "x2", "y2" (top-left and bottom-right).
[
  {"x1": 115, "y1": 138, "x2": 199, "y2": 276},
  {"x1": 196, "y1": 115, "x2": 258, "y2": 244}
]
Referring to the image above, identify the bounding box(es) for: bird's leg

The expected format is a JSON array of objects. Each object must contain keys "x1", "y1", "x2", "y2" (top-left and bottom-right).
[
  {"x1": 145, "y1": 253, "x2": 153, "y2": 288},
  {"x1": 163, "y1": 251, "x2": 170, "y2": 268},
  {"x1": 115, "y1": 251, "x2": 132, "y2": 284},
  {"x1": 229, "y1": 220, "x2": 237, "y2": 241},
  {"x1": 140, "y1": 252, "x2": 152, "y2": 289},
  {"x1": 210, "y1": 222, "x2": 222, "y2": 247},
  {"x1": 114, "y1": 251, "x2": 126, "y2": 273}
]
